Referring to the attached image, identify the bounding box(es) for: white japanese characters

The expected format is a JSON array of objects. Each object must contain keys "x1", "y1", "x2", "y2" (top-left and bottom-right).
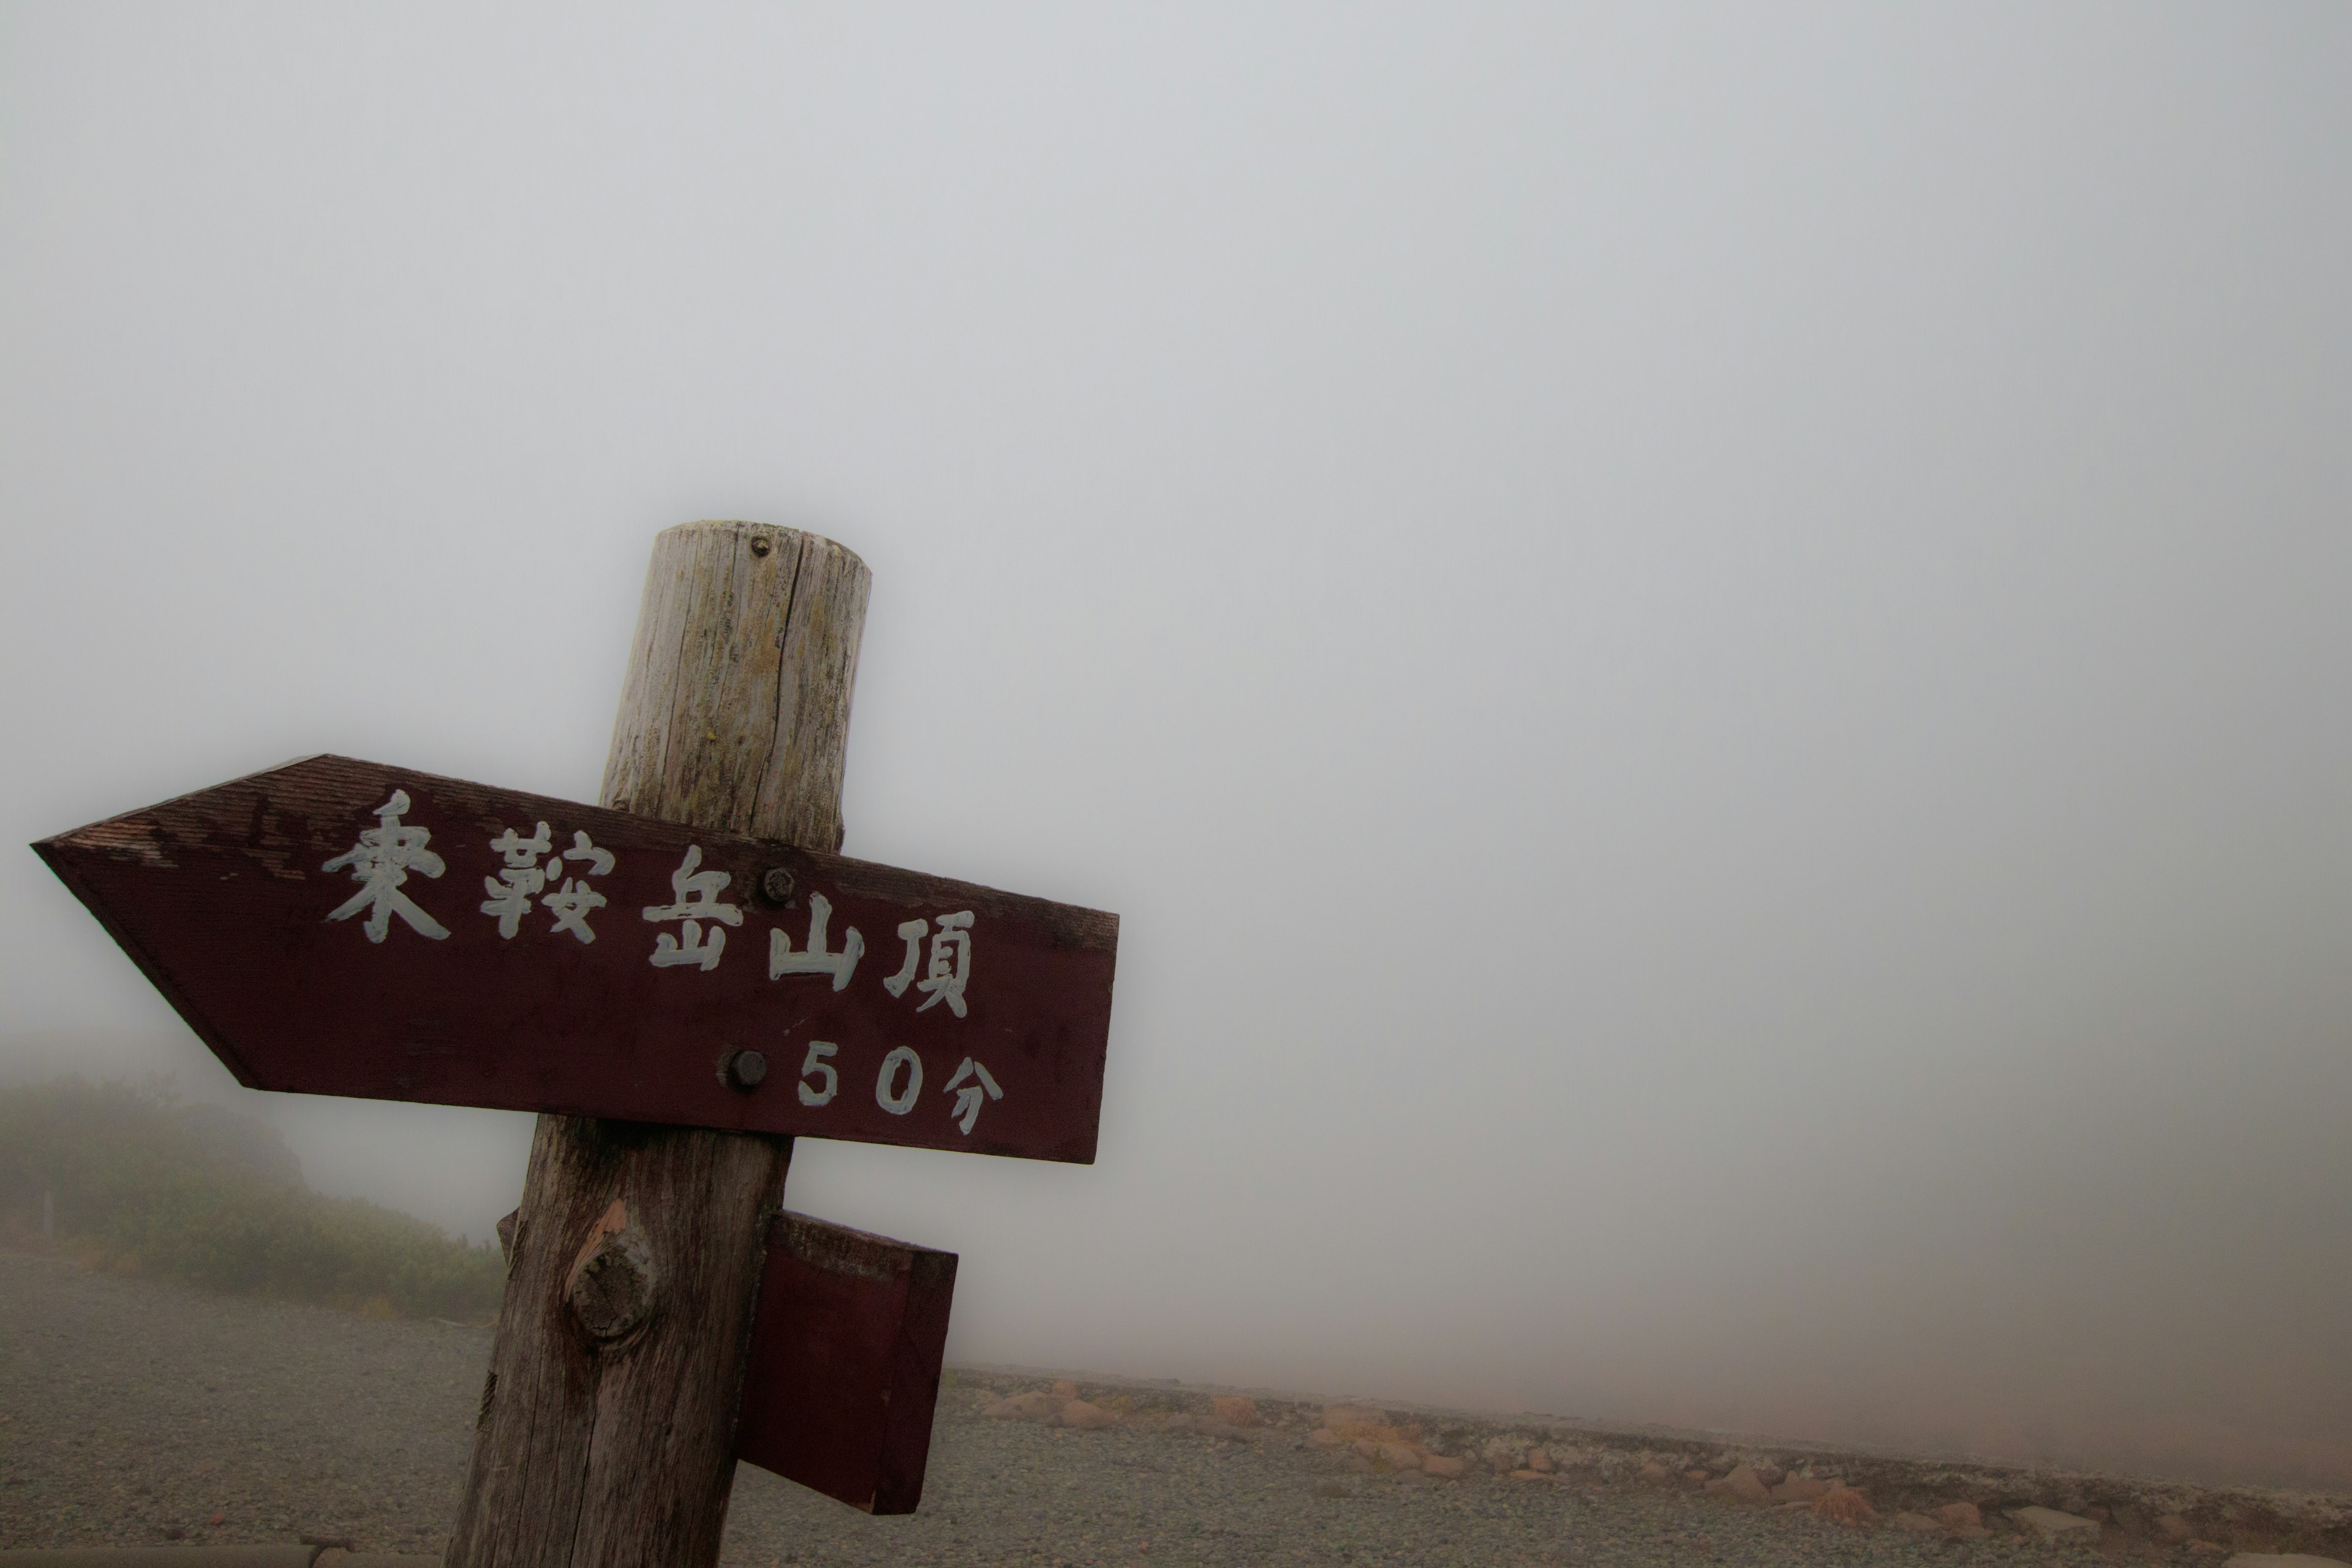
[
  {"x1": 480, "y1": 822, "x2": 552, "y2": 937},
  {"x1": 767, "y1": 893, "x2": 864, "y2": 990},
  {"x1": 943, "y1": 1057, "x2": 1002, "y2": 1136},
  {"x1": 480, "y1": 823, "x2": 617, "y2": 943},
  {"x1": 884, "y1": 911, "x2": 974, "y2": 1017},
  {"x1": 545, "y1": 831, "x2": 617, "y2": 941},
  {"x1": 641, "y1": 845, "x2": 743, "y2": 971},
  {"x1": 317, "y1": 785, "x2": 1013, "y2": 1132},
  {"x1": 791, "y1": 1041, "x2": 1008, "y2": 1130},
  {"x1": 323, "y1": 791, "x2": 450, "y2": 943}
]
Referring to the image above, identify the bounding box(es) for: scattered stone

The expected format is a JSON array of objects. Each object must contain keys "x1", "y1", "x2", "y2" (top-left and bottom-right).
[
  {"x1": 986, "y1": 1391, "x2": 1058, "y2": 1421},
  {"x1": 1333, "y1": 1419, "x2": 1409, "y2": 1446},
  {"x1": 948, "y1": 1374, "x2": 2349, "y2": 1563},
  {"x1": 1059, "y1": 1400, "x2": 1116, "y2": 1431},
  {"x1": 1322, "y1": 1404, "x2": 1385, "y2": 1430},
  {"x1": 1051, "y1": 1378, "x2": 1078, "y2": 1401},
  {"x1": 1812, "y1": 1487, "x2": 1877, "y2": 1526},
  {"x1": 1164, "y1": 1413, "x2": 1194, "y2": 1433},
  {"x1": 1718, "y1": 1464, "x2": 1770, "y2": 1504},
  {"x1": 2010, "y1": 1506, "x2": 2101, "y2": 1542}
]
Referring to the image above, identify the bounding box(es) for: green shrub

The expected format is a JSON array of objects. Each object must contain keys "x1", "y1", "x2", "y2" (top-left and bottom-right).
[{"x1": 0, "y1": 1075, "x2": 503, "y2": 1321}]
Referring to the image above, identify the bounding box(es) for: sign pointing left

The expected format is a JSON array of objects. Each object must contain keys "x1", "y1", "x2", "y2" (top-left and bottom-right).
[{"x1": 34, "y1": 753, "x2": 1118, "y2": 1164}]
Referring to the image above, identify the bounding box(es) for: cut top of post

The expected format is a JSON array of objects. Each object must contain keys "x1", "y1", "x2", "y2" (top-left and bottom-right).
[{"x1": 602, "y1": 521, "x2": 872, "y2": 852}]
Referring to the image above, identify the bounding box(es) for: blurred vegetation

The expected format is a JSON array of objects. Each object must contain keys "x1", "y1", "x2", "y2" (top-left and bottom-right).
[{"x1": 0, "y1": 1074, "x2": 503, "y2": 1321}]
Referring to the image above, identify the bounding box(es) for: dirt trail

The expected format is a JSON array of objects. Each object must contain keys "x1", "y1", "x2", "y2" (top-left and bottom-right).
[{"x1": 3, "y1": 1251, "x2": 2346, "y2": 1566}]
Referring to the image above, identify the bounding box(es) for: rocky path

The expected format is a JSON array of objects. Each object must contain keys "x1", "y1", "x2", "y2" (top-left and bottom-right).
[{"x1": 3, "y1": 1250, "x2": 2346, "y2": 1567}]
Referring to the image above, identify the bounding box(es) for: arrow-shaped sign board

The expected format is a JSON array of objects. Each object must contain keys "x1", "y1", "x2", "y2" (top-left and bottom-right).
[{"x1": 35, "y1": 755, "x2": 1117, "y2": 1163}]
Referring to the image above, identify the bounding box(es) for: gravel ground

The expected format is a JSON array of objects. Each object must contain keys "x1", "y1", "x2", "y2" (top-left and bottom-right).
[{"x1": 4, "y1": 1250, "x2": 2347, "y2": 1566}]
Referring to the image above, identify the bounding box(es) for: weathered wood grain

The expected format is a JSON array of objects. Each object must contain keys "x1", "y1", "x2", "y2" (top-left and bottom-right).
[
  {"x1": 448, "y1": 521, "x2": 870, "y2": 1568},
  {"x1": 481, "y1": 1201, "x2": 962, "y2": 1510},
  {"x1": 601, "y1": 521, "x2": 869, "y2": 854}
]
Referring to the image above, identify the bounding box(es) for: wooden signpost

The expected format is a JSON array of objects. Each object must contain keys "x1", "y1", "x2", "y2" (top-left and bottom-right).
[{"x1": 31, "y1": 521, "x2": 1120, "y2": 1566}]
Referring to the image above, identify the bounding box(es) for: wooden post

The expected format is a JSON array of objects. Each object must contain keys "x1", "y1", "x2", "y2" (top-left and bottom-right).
[{"x1": 447, "y1": 521, "x2": 871, "y2": 1568}]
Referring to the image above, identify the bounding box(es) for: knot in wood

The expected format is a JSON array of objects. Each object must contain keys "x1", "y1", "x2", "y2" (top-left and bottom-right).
[{"x1": 566, "y1": 1205, "x2": 658, "y2": 1342}]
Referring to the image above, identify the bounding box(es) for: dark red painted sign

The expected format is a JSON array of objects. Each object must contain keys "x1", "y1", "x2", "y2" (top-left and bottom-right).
[
  {"x1": 737, "y1": 1212, "x2": 957, "y2": 1514},
  {"x1": 34, "y1": 755, "x2": 1117, "y2": 1164}
]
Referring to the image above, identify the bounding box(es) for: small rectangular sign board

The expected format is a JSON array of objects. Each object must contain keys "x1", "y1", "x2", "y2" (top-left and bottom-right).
[
  {"x1": 34, "y1": 755, "x2": 1117, "y2": 1163},
  {"x1": 737, "y1": 1212, "x2": 958, "y2": 1514}
]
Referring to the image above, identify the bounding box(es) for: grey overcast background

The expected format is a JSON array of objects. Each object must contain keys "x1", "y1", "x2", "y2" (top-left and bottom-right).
[{"x1": 4, "y1": 2, "x2": 2348, "y2": 1493}]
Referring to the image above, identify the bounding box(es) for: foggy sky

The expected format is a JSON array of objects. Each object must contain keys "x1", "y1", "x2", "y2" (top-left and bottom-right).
[{"x1": 4, "y1": 3, "x2": 2348, "y2": 1491}]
